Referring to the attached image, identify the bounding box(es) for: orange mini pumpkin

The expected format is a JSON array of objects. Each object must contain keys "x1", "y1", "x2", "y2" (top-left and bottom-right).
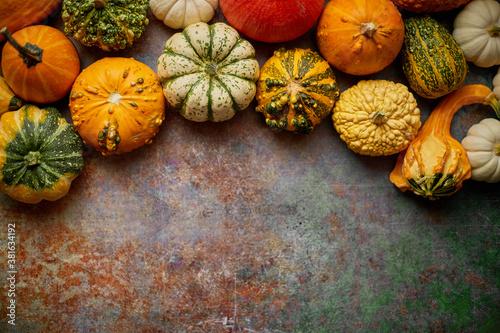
[
  {"x1": 0, "y1": 0, "x2": 62, "y2": 42},
  {"x1": 1, "y1": 25, "x2": 80, "y2": 104},
  {"x1": 69, "y1": 57, "x2": 166, "y2": 155},
  {"x1": 316, "y1": 0, "x2": 404, "y2": 76}
]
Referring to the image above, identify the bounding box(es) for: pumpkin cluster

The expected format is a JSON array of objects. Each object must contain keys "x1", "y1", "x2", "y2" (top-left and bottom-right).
[{"x1": 0, "y1": 0, "x2": 499, "y2": 204}]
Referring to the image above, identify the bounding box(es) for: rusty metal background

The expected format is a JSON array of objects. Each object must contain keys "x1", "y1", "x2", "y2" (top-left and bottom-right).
[{"x1": 1, "y1": 2, "x2": 499, "y2": 332}]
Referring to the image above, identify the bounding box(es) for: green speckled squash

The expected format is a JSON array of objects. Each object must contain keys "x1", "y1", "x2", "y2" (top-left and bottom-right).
[
  {"x1": 401, "y1": 16, "x2": 468, "y2": 99},
  {"x1": 0, "y1": 105, "x2": 84, "y2": 203},
  {"x1": 157, "y1": 22, "x2": 260, "y2": 122},
  {"x1": 255, "y1": 48, "x2": 339, "y2": 134},
  {"x1": 62, "y1": 0, "x2": 150, "y2": 51}
]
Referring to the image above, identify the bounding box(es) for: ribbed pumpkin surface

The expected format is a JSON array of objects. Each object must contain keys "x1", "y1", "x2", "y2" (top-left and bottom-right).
[
  {"x1": 158, "y1": 22, "x2": 260, "y2": 122},
  {"x1": 0, "y1": 0, "x2": 61, "y2": 42},
  {"x1": 255, "y1": 48, "x2": 339, "y2": 134},
  {"x1": 69, "y1": 57, "x2": 166, "y2": 155},
  {"x1": 0, "y1": 76, "x2": 22, "y2": 117},
  {"x1": 401, "y1": 16, "x2": 468, "y2": 99},
  {"x1": 0, "y1": 105, "x2": 84, "y2": 203},
  {"x1": 1, "y1": 25, "x2": 80, "y2": 104}
]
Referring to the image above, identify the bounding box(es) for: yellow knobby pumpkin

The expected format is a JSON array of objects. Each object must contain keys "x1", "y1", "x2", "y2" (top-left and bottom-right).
[{"x1": 332, "y1": 80, "x2": 421, "y2": 156}]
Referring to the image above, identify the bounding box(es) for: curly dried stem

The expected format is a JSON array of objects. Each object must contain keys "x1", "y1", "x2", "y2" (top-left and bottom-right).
[
  {"x1": 484, "y1": 91, "x2": 500, "y2": 119},
  {"x1": 1, "y1": 27, "x2": 43, "y2": 68}
]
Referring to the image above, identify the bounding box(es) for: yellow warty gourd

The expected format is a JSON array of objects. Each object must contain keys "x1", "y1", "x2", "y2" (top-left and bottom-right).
[{"x1": 332, "y1": 80, "x2": 421, "y2": 156}]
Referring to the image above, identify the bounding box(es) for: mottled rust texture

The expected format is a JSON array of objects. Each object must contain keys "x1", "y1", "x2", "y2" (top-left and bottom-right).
[{"x1": 1, "y1": 3, "x2": 500, "y2": 333}]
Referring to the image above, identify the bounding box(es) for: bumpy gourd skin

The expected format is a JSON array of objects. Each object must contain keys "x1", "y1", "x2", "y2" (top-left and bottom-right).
[
  {"x1": 402, "y1": 16, "x2": 468, "y2": 99},
  {"x1": 62, "y1": 0, "x2": 149, "y2": 51},
  {"x1": 332, "y1": 80, "x2": 421, "y2": 156},
  {"x1": 256, "y1": 48, "x2": 339, "y2": 134}
]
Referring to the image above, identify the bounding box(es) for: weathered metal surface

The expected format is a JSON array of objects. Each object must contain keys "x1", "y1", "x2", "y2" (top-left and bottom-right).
[{"x1": 1, "y1": 2, "x2": 499, "y2": 332}]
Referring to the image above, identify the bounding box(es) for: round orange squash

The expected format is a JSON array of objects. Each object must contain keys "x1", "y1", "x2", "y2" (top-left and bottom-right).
[
  {"x1": 0, "y1": 0, "x2": 62, "y2": 42},
  {"x1": 391, "y1": 0, "x2": 471, "y2": 13},
  {"x1": 219, "y1": 0, "x2": 324, "y2": 43},
  {"x1": 316, "y1": 0, "x2": 404, "y2": 76},
  {"x1": 69, "y1": 57, "x2": 166, "y2": 155},
  {"x1": 1, "y1": 25, "x2": 80, "y2": 104}
]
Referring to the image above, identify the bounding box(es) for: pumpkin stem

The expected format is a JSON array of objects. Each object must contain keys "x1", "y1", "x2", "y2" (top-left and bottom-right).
[
  {"x1": 93, "y1": 0, "x2": 109, "y2": 8},
  {"x1": 107, "y1": 90, "x2": 123, "y2": 105},
  {"x1": 487, "y1": 25, "x2": 500, "y2": 37},
  {"x1": 484, "y1": 92, "x2": 500, "y2": 119},
  {"x1": 360, "y1": 22, "x2": 377, "y2": 38},
  {"x1": 24, "y1": 151, "x2": 42, "y2": 167},
  {"x1": 495, "y1": 143, "x2": 500, "y2": 156},
  {"x1": 205, "y1": 62, "x2": 219, "y2": 77},
  {"x1": 369, "y1": 110, "x2": 388, "y2": 125},
  {"x1": 9, "y1": 95, "x2": 23, "y2": 111},
  {"x1": 1, "y1": 27, "x2": 43, "y2": 68}
]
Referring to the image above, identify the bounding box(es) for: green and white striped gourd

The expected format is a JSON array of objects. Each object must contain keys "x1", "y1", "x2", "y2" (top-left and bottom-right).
[
  {"x1": 0, "y1": 105, "x2": 84, "y2": 203},
  {"x1": 401, "y1": 16, "x2": 468, "y2": 99},
  {"x1": 157, "y1": 22, "x2": 260, "y2": 122}
]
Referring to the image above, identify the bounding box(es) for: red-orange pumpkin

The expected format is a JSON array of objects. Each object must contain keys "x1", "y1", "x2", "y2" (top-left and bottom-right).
[
  {"x1": 391, "y1": 0, "x2": 471, "y2": 13},
  {"x1": 219, "y1": 0, "x2": 324, "y2": 43},
  {"x1": 1, "y1": 25, "x2": 80, "y2": 104},
  {"x1": 0, "y1": 0, "x2": 62, "y2": 42},
  {"x1": 316, "y1": 0, "x2": 404, "y2": 76}
]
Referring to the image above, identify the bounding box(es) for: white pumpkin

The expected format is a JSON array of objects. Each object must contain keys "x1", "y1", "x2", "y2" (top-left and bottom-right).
[
  {"x1": 494, "y1": 66, "x2": 500, "y2": 100},
  {"x1": 157, "y1": 22, "x2": 260, "y2": 122},
  {"x1": 452, "y1": 0, "x2": 500, "y2": 68},
  {"x1": 150, "y1": 0, "x2": 219, "y2": 29},
  {"x1": 461, "y1": 118, "x2": 500, "y2": 183}
]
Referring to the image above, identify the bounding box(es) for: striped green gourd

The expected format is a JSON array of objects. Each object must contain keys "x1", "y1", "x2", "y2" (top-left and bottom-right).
[
  {"x1": 0, "y1": 105, "x2": 84, "y2": 203},
  {"x1": 401, "y1": 16, "x2": 468, "y2": 99},
  {"x1": 157, "y1": 22, "x2": 260, "y2": 122}
]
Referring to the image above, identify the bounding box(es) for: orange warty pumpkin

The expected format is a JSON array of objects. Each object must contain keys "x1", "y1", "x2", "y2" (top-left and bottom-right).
[
  {"x1": 69, "y1": 57, "x2": 166, "y2": 155},
  {"x1": 1, "y1": 25, "x2": 80, "y2": 104},
  {"x1": 316, "y1": 0, "x2": 405, "y2": 76},
  {"x1": 0, "y1": 0, "x2": 62, "y2": 42},
  {"x1": 391, "y1": 0, "x2": 471, "y2": 13}
]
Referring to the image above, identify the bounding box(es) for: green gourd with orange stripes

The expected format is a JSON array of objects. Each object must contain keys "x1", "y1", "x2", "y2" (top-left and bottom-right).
[{"x1": 401, "y1": 16, "x2": 468, "y2": 99}]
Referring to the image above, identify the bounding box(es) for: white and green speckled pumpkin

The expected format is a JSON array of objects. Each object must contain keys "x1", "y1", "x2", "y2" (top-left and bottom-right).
[
  {"x1": 157, "y1": 22, "x2": 260, "y2": 122},
  {"x1": 0, "y1": 104, "x2": 84, "y2": 203}
]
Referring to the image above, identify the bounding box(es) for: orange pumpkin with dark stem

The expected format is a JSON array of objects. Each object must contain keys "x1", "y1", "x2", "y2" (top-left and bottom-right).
[
  {"x1": 1, "y1": 26, "x2": 80, "y2": 104},
  {"x1": 0, "y1": 0, "x2": 62, "y2": 42},
  {"x1": 316, "y1": 0, "x2": 404, "y2": 76},
  {"x1": 219, "y1": 0, "x2": 324, "y2": 43}
]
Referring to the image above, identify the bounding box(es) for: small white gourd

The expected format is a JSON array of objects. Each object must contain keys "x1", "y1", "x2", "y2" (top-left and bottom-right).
[
  {"x1": 150, "y1": 0, "x2": 219, "y2": 29},
  {"x1": 453, "y1": 0, "x2": 500, "y2": 68},
  {"x1": 461, "y1": 118, "x2": 500, "y2": 183},
  {"x1": 493, "y1": 66, "x2": 500, "y2": 100}
]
